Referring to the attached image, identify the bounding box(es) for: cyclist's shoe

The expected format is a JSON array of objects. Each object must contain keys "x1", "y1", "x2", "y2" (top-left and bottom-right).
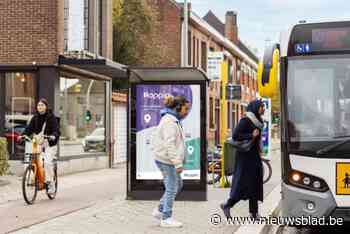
[{"x1": 47, "y1": 182, "x2": 56, "y2": 194}]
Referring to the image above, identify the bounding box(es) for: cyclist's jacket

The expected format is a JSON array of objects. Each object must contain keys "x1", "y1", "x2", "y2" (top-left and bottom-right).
[{"x1": 23, "y1": 110, "x2": 60, "y2": 147}]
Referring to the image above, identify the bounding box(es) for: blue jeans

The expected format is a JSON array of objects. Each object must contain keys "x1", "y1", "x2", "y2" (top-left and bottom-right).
[{"x1": 155, "y1": 160, "x2": 183, "y2": 220}]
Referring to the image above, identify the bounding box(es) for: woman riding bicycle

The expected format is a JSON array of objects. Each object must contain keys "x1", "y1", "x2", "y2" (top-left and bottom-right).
[{"x1": 19, "y1": 98, "x2": 59, "y2": 194}]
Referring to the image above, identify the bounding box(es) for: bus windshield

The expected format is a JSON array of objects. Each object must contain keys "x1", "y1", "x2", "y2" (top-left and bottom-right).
[{"x1": 287, "y1": 56, "x2": 350, "y2": 144}]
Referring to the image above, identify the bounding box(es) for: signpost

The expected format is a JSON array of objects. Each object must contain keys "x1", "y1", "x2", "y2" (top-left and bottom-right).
[{"x1": 207, "y1": 52, "x2": 224, "y2": 80}]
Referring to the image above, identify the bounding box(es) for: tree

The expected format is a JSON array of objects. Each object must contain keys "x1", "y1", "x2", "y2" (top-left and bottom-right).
[{"x1": 112, "y1": 0, "x2": 157, "y2": 90}]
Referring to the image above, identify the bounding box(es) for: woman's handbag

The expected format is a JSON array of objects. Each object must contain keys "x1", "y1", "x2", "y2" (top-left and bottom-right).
[{"x1": 226, "y1": 138, "x2": 254, "y2": 152}]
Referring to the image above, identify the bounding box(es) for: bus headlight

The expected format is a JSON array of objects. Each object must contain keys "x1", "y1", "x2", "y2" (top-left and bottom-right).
[
  {"x1": 313, "y1": 181, "x2": 321, "y2": 189},
  {"x1": 292, "y1": 172, "x2": 301, "y2": 182},
  {"x1": 303, "y1": 177, "x2": 311, "y2": 185},
  {"x1": 288, "y1": 170, "x2": 329, "y2": 192}
]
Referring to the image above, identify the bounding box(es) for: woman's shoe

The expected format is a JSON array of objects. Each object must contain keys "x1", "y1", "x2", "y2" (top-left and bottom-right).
[
  {"x1": 249, "y1": 213, "x2": 261, "y2": 221},
  {"x1": 220, "y1": 203, "x2": 232, "y2": 219}
]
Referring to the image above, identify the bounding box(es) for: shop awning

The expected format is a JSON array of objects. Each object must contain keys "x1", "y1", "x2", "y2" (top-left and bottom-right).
[
  {"x1": 128, "y1": 67, "x2": 209, "y2": 83},
  {"x1": 58, "y1": 55, "x2": 128, "y2": 80}
]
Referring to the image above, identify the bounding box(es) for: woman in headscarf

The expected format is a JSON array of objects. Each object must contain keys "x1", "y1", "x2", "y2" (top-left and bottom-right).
[{"x1": 220, "y1": 99, "x2": 265, "y2": 219}]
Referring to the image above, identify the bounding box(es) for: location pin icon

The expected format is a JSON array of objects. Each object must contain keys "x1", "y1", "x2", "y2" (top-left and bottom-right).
[
  {"x1": 144, "y1": 114, "x2": 152, "y2": 123},
  {"x1": 187, "y1": 146, "x2": 194, "y2": 155}
]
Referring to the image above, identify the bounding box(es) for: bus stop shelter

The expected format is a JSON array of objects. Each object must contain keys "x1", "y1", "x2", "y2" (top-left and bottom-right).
[{"x1": 127, "y1": 67, "x2": 208, "y2": 201}]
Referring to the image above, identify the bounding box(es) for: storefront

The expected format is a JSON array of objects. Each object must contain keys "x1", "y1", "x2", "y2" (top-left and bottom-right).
[{"x1": 0, "y1": 56, "x2": 127, "y2": 173}]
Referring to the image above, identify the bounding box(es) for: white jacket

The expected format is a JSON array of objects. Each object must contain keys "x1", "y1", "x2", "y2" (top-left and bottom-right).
[{"x1": 152, "y1": 113, "x2": 186, "y2": 169}]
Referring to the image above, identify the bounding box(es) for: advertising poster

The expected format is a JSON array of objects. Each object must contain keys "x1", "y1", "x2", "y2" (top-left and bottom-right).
[
  {"x1": 262, "y1": 98, "x2": 272, "y2": 159},
  {"x1": 135, "y1": 85, "x2": 201, "y2": 180}
]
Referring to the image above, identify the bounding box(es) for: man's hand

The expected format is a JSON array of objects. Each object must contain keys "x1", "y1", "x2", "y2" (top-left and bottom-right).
[
  {"x1": 17, "y1": 135, "x2": 23, "y2": 142},
  {"x1": 176, "y1": 167, "x2": 183, "y2": 174}
]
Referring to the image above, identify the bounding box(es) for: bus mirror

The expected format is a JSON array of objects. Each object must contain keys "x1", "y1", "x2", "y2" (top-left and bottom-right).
[{"x1": 258, "y1": 44, "x2": 280, "y2": 98}]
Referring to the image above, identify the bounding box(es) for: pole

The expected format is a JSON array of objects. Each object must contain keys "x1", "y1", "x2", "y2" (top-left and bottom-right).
[{"x1": 220, "y1": 61, "x2": 230, "y2": 188}]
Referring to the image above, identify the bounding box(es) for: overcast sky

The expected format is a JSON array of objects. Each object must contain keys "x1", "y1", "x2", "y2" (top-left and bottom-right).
[{"x1": 179, "y1": 0, "x2": 350, "y2": 58}]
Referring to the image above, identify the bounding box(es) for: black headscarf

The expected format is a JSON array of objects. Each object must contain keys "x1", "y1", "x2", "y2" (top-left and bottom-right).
[{"x1": 246, "y1": 99, "x2": 264, "y2": 122}]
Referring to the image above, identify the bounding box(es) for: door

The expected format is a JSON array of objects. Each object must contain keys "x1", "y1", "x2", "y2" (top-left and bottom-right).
[{"x1": 113, "y1": 103, "x2": 127, "y2": 164}]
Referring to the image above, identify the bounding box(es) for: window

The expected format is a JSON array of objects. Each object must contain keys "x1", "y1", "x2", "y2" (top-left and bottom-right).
[
  {"x1": 84, "y1": 0, "x2": 89, "y2": 50},
  {"x1": 193, "y1": 36, "x2": 196, "y2": 67},
  {"x1": 64, "y1": 0, "x2": 69, "y2": 51},
  {"x1": 4, "y1": 73, "x2": 36, "y2": 160},
  {"x1": 96, "y1": 0, "x2": 103, "y2": 55},
  {"x1": 228, "y1": 60, "x2": 233, "y2": 83},
  {"x1": 64, "y1": 0, "x2": 86, "y2": 51},
  {"x1": 60, "y1": 77, "x2": 106, "y2": 157},
  {"x1": 188, "y1": 31, "x2": 192, "y2": 66},
  {"x1": 201, "y1": 41, "x2": 207, "y2": 71},
  {"x1": 209, "y1": 97, "x2": 214, "y2": 129},
  {"x1": 227, "y1": 102, "x2": 231, "y2": 129},
  {"x1": 232, "y1": 104, "x2": 237, "y2": 129},
  {"x1": 196, "y1": 38, "x2": 200, "y2": 68}
]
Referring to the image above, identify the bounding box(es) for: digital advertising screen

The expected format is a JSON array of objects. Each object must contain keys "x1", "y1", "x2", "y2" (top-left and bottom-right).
[{"x1": 135, "y1": 84, "x2": 201, "y2": 180}]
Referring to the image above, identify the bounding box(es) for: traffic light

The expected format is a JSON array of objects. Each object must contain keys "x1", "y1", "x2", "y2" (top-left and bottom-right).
[{"x1": 85, "y1": 110, "x2": 92, "y2": 122}]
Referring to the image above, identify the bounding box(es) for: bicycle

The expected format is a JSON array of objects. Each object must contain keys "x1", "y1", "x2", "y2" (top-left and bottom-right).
[
  {"x1": 22, "y1": 135, "x2": 58, "y2": 205},
  {"x1": 207, "y1": 147, "x2": 273, "y2": 185},
  {"x1": 262, "y1": 157, "x2": 272, "y2": 184}
]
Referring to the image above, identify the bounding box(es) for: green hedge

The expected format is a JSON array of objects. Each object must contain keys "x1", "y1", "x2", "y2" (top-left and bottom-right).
[{"x1": 0, "y1": 137, "x2": 9, "y2": 176}]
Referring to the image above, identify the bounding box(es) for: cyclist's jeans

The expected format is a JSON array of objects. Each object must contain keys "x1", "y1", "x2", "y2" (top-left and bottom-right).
[
  {"x1": 155, "y1": 160, "x2": 183, "y2": 220},
  {"x1": 42, "y1": 146, "x2": 57, "y2": 183}
]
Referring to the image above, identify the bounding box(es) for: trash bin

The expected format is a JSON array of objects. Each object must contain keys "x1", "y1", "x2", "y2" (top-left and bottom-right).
[{"x1": 224, "y1": 140, "x2": 237, "y2": 176}]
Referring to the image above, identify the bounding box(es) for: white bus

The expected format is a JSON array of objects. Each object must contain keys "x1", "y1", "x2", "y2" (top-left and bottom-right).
[{"x1": 261, "y1": 21, "x2": 350, "y2": 220}]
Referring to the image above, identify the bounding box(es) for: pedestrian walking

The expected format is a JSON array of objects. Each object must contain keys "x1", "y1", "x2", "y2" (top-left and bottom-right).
[
  {"x1": 220, "y1": 99, "x2": 265, "y2": 219},
  {"x1": 151, "y1": 95, "x2": 190, "y2": 228}
]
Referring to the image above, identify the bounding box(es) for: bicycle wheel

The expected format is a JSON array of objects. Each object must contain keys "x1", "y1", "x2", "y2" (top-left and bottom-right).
[
  {"x1": 262, "y1": 160, "x2": 272, "y2": 184},
  {"x1": 46, "y1": 163, "x2": 58, "y2": 200},
  {"x1": 22, "y1": 165, "x2": 38, "y2": 205}
]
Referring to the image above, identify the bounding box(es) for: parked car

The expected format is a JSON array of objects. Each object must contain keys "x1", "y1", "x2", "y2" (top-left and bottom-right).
[
  {"x1": 5, "y1": 114, "x2": 32, "y2": 129},
  {"x1": 82, "y1": 128, "x2": 105, "y2": 152},
  {"x1": 4, "y1": 125, "x2": 26, "y2": 160}
]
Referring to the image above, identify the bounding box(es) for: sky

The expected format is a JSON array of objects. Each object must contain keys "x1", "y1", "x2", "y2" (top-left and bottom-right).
[{"x1": 179, "y1": 0, "x2": 350, "y2": 58}]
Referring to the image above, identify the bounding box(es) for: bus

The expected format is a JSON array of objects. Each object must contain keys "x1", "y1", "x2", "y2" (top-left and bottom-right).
[{"x1": 259, "y1": 21, "x2": 350, "y2": 220}]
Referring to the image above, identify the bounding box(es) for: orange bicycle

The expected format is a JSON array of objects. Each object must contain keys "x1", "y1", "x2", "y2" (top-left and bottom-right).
[{"x1": 22, "y1": 135, "x2": 57, "y2": 205}]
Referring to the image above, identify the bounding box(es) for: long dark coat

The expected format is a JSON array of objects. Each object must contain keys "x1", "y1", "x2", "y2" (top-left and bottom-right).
[{"x1": 229, "y1": 117, "x2": 264, "y2": 202}]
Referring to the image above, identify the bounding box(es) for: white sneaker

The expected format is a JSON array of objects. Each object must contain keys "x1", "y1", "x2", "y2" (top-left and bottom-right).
[
  {"x1": 152, "y1": 208, "x2": 162, "y2": 220},
  {"x1": 160, "y1": 218, "x2": 183, "y2": 228}
]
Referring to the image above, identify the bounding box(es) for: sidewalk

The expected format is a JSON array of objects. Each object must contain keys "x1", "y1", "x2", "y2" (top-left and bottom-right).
[{"x1": 1, "y1": 139, "x2": 282, "y2": 234}]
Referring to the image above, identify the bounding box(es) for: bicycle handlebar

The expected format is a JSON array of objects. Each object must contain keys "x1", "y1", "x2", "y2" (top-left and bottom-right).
[{"x1": 20, "y1": 135, "x2": 55, "y2": 142}]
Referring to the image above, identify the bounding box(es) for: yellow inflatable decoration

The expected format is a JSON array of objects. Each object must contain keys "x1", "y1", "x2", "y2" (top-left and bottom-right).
[{"x1": 258, "y1": 44, "x2": 280, "y2": 98}]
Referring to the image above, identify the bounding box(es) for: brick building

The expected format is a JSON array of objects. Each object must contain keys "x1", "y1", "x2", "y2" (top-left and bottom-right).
[
  {"x1": 142, "y1": 0, "x2": 259, "y2": 147},
  {"x1": 0, "y1": 0, "x2": 126, "y2": 173}
]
